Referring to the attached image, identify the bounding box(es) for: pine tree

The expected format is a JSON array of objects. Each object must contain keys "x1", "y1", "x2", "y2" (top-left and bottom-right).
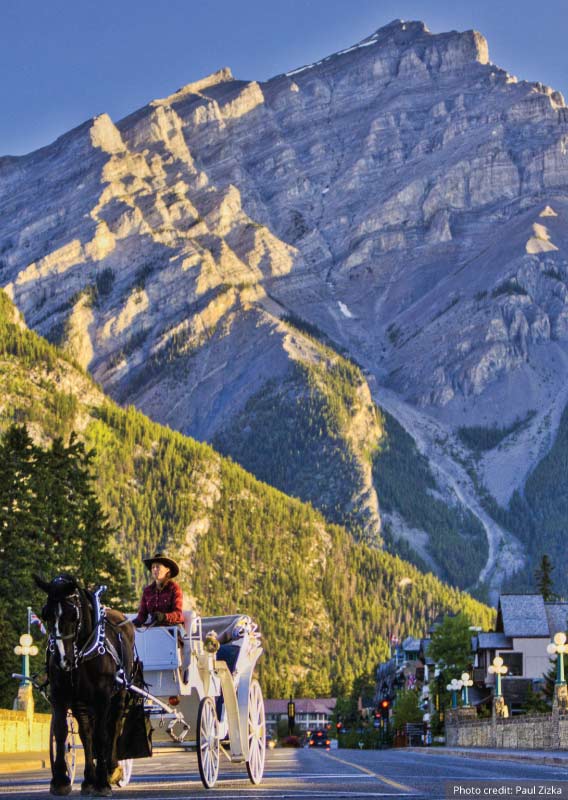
[
  {"x1": 427, "y1": 613, "x2": 473, "y2": 687},
  {"x1": 0, "y1": 424, "x2": 133, "y2": 706},
  {"x1": 535, "y1": 555, "x2": 558, "y2": 601}
]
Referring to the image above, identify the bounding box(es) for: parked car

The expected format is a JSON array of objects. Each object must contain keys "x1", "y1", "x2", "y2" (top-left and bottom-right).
[{"x1": 308, "y1": 730, "x2": 330, "y2": 748}]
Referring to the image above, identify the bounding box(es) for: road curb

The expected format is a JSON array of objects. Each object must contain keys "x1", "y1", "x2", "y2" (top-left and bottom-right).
[
  {"x1": 0, "y1": 756, "x2": 48, "y2": 774},
  {"x1": 406, "y1": 747, "x2": 568, "y2": 767}
]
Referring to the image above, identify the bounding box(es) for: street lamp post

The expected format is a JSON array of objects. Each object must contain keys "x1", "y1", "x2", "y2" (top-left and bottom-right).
[
  {"x1": 488, "y1": 656, "x2": 508, "y2": 698},
  {"x1": 13, "y1": 633, "x2": 39, "y2": 713},
  {"x1": 488, "y1": 655, "x2": 509, "y2": 718},
  {"x1": 446, "y1": 678, "x2": 463, "y2": 709},
  {"x1": 14, "y1": 633, "x2": 39, "y2": 686},
  {"x1": 461, "y1": 672, "x2": 473, "y2": 707},
  {"x1": 547, "y1": 632, "x2": 568, "y2": 686},
  {"x1": 547, "y1": 632, "x2": 568, "y2": 712}
]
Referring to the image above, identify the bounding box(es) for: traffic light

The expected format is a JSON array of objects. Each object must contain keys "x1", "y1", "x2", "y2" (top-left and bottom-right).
[
  {"x1": 287, "y1": 698, "x2": 295, "y2": 735},
  {"x1": 379, "y1": 699, "x2": 390, "y2": 719}
]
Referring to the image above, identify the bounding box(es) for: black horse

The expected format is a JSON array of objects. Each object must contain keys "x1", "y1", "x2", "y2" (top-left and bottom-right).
[{"x1": 34, "y1": 574, "x2": 135, "y2": 797}]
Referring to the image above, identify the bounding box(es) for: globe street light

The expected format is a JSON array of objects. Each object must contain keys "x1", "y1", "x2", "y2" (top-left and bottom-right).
[
  {"x1": 446, "y1": 678, "x2": 463, "y2": 709},
  {"x1": 547, "y1": 632, "x2": 568, "y2": 686},
  {"x1": 488, "y1": 656, "x2": 508, "y2": 698},
  {"x1": 14, "y1": 633, "x2": 39, "y2": 686},
  {"x1": 461, "y1": 672, "x2": 473, "y2": 707}
]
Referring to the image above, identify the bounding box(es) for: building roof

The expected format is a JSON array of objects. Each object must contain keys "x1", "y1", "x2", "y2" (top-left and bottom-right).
[
  {"x1": 545, "y1": 603, "x2": 568, "y2": 636},
  {"x1": 475, "y1": 632, "x2": 513, "y2": 650},
  {"x1": 264, "y1": 698, "x2": 336, "y2": 715},
  {"x1": 497, "y1": 594, "x2": 550, "y2": 637},
  {"x1": 402, "y1": 636, "x2": 421, "y2": 652}
]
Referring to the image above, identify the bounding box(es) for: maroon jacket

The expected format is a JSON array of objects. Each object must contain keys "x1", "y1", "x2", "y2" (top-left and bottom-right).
[{"x1": 133, "y1": 580, "x2": 184, "y2": 626}]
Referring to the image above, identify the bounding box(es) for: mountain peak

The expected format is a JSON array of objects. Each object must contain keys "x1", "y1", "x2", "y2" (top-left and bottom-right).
[
  {"x1": 154, "y1": 67, "x2": 235, "y2": 106},
  {"x1": 375, "y1": 19, "x2": 430, "y2": 36},
  {"x1": 284, "y1": 19, "x2": 489, "y2": 79},
  {"x1": 366, "y1": 18, "x2": 488, "y2": 65}
]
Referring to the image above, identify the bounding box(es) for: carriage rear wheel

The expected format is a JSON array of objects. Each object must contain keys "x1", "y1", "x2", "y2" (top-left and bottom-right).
[
  {"x1": 196, "y1": 696, "x2": 220, "y2": 789},
  {"x1": 49, "y1": 712, "x2": 77, "y2": 788},
  {"x1": 245, "y1": 678, "x2": 266, "y2": 785}
]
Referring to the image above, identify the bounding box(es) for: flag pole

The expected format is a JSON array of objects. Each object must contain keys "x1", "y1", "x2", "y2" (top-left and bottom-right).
[{"x1": 27, "y1": 606, "x2": 31, "y2": 636}]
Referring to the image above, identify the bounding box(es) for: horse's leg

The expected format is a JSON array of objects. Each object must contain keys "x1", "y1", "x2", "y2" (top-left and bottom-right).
[
  {"x1": 92, "y1": 691, "x2": 113, "y2": 796},
  {"x1": 50, "y1": 704, "x2": 72, "y2": 796},
  {"x1": 73, "y1": 705, "x2": 96, "y2": 795},
  {"x1": 107, "y1": 690, "x2": 126, "y2": 785}
]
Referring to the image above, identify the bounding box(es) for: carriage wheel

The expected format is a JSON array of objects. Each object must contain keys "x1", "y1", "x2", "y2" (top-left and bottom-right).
[
  {"x1": 49, "y1": 712, "x2": 77, "y2": 787},
  {"x1": 246, "y1": 678, "x2": 266, "y2": 785},
  {"x1": 196, "y1": 696, "x2": 220, "y2": 789},
  {"x1": 117, "y1": 759, "x2": 133, "y2": 787}
]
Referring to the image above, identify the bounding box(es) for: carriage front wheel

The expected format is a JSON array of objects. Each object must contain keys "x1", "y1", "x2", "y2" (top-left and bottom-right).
[
  {"x1": 196, "y1": 696, "x2": 220, "y2": 789},
  {"x1": 246, "y1": 678, "x2": 266, "y2": 785},
  {"x1": 49, "y1": 712, "x2": 77, "y2": 788}
]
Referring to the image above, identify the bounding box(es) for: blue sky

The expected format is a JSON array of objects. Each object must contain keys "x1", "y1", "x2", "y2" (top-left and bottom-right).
[{"x1": 2, "y1": 0, "x2": 567, "y2": 156}]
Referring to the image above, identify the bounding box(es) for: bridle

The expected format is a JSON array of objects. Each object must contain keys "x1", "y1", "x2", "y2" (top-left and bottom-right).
[
  {"x1": 48, "y1": 590, "x2": 83, "y2": 671},
  {"x1": 48, "y1": 585, "x2": 120, "y2": 672}
]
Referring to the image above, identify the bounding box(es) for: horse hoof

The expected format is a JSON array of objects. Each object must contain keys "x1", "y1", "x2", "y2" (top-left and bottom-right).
[
  {"x1": 50, "y1": 781, "x2": 72, "y2": 797},
  {"x1": 81, "y1": 784, "x2": 95, "y2": 796},
  {"x1": 91, "y1": 788, "x2": 112, "y2": 798}
]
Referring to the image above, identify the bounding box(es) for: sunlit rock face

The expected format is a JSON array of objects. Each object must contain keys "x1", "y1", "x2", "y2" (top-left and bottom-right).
[{"x1": 1, "y1": 18, "x2": 568, "y2": 460}]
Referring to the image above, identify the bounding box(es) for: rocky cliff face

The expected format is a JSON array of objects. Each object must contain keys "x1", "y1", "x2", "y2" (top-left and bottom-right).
[{"x1": 2, "y1": 19, "x2": 568, "y2": 591}]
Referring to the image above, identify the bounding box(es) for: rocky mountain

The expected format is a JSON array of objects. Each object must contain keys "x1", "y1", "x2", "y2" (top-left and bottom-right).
[
  {"x1": 2, "y1": 19, "x2": 568, "y2": 597},
  {"x1": 0, "y1": 289, "x2": 494, "y2": 702}
]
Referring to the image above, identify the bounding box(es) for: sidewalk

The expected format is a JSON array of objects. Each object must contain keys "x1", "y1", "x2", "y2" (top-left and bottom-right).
[
  {"x1": 0, "y1": 750, "x2": 49, "y2": 774},
  {"x1": 407, "y1": 746, "x2": 568, "y2": 768}
]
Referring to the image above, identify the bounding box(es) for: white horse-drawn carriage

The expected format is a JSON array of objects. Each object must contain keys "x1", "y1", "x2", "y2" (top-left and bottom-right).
[
  {"x1": 16, "y1": 609, "x2": 266, "y2": 791},
  {"x1": 130, "y1": 611, "x2": 266, "y2": 788}
]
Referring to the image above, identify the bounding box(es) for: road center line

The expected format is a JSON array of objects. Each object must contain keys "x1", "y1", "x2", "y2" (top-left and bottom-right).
[{"x1": 320, "y1": 751, "x2": 416, "y2": 793}]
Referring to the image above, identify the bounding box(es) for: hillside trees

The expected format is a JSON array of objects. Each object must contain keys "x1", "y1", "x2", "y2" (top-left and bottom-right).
[
  {"x1": 373, "y1": 413, "x2": 488, "y2": 588},
  {"x1": 0, "y1": 423, "x2": 132, "y2": 706}
]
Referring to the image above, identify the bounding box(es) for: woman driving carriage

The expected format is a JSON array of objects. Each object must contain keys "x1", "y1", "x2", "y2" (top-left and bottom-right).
[{"x1": 132, "y1": 553, "x2": 184, "y2": 627}]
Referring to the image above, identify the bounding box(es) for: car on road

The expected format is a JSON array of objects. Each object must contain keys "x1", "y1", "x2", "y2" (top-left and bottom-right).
[{"x1": 308, "y1": 730, "x2": 330, "y2": 748}]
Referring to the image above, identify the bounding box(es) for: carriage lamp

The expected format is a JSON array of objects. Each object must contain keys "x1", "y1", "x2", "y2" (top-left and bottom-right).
[
  {"x1": 460, "y1": 672, "x2": 473, "y2": 706},
  {"x1": 547, "y1": 632, "x2": 568, "y2": 686},
  {"x1": 14, "y1": 633, "x2": 39, "y2": 685},
  {"x1": 488, "y1": 656, "x2": 508, "y2": 697},
  {"x1": 446, "y1": 678, "x2": 463, "y2": 709}
]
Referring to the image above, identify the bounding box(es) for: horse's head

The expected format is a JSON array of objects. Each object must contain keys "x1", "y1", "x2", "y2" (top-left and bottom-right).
[{"x1": 34, "y1": 574, "x2": 84, "y2": 671}]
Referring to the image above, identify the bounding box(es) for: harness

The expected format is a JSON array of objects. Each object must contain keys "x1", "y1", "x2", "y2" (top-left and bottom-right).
[{"x1": 48, "y1": 585, "x2": 131, "y2": 684}]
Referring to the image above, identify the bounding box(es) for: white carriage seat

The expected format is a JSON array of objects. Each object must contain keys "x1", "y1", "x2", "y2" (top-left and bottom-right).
[
  {"x1": 199, "y1": 614, "x2": 251, "y2": 645},
  {"x1": 178, "y1": 613, "x2": 249, "y2": 683}
]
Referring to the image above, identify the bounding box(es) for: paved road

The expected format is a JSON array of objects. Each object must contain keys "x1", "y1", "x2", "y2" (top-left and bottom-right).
[{"x1": 1, "y1": 747, "x2": 568, "y2": 799}]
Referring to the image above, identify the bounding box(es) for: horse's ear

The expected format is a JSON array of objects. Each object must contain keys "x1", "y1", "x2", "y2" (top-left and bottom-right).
[{"x1": 33, "y1": 574, "x2": 50, "y2": 593}]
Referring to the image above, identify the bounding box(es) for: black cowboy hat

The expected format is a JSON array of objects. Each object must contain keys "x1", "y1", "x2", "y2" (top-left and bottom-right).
[{"x1": 142, "y1": 552, "x2": 180, "y2": 578}]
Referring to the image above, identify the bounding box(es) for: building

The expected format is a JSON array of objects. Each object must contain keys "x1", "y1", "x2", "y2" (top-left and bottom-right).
[
  {"x1": 264, "y1": 698, "x2": 336, "y2": 735},
  {"x1": 472, "y1": 594, "x2": 568, "y2": 713}
]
